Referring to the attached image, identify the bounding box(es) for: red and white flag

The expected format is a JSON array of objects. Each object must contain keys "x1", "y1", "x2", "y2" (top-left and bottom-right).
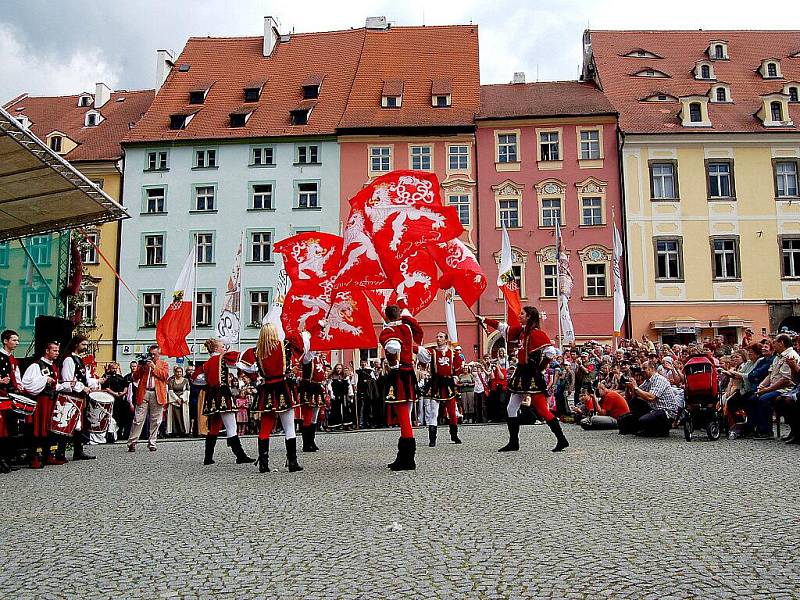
[
  {"x1": 274, "y1": 232, "x2": 343, "y2": 284},
  {"x1": 429, "y1": 238, "x2": 486, "y2": 308},
  {"x1": 497, "y1": 223, "x2": 521, "y2": 328},
  {"x1": 156, "y1": 249, "x2": 195, "y2": 358}
]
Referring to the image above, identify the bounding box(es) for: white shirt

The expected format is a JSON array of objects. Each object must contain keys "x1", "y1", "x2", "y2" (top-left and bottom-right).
[
  {"x1": 60, "y1": 353, "x2": 100, "y2": 392},
  {"x1": 21, "y1": 359, "x2": 71, "y2": 396}
]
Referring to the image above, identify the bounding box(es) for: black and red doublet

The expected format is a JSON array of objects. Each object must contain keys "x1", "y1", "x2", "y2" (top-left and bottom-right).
[
  {"x1": 379, "y1": 313, "x2": 424, "y2": 404},
  {"x1": 429, "y1": 346, "x2": 464, "y2": 400},
  {"x1": 196, "y1": 351, "x2": 240, "y2": 415},
  {"x1": 0, "y1": 351, "x2": 20, "y2": 438},
  {"x1": 31, "y1": 360, "x2": 59, "y2": 439},
  {"x1": 239, "y1": 346, "x2": 298, "y2": 414},
  {"x1": 486, "y1": 319, "x2": 551, "y2": 395},
  {"x1": 300, "y1": 355, "x2": 327, "y2": 408}
]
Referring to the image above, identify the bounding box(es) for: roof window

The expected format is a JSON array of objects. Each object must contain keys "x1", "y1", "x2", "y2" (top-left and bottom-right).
[
  {"x1": 84, "y1": 110, "x2": 103, "y2": 127},
  {"x1": 757, "y1": 94, "x2": 793, "y2": 127},
  {"x1": 188, "y1": 84, "x2": 211, "y2": 105},
  {"x1": 230, "y1": 107, "x2": 255, "y2": 128},
  {"x1": 244, "y1": 81, "x2": 266, "y2": 103},
  {"x1": 290, "y1": 106, "x2": 312, "y2": 126},
  {"x1": 381, "y1": 79, "x2": 404, "y2": 108},
  {"x1": 623, "y1": 48, "x2": 663, "y2": 59},
  {"x1": 632, "y1": 68, "x2": 670, "y2": 78},
  {"x1": 431, "y1": 79, "x2": 452, "y2": 108},
  {"x1": 708, "y1": 41, "x2": 729, "y2": 60},
  {"x1": 77, "y1": 94, "x2": 93, "y2": 107},
  {"x1": 302, "y1": 74, "x2": 324, "y2": 100},
  {"x1": 168, "y1": 112, "x2": 195, "y2": 130},
  {"x1": 679, "y1": 96, "x2": 711, "y2": 127},
  {"x1": 694, "y1": 61, "x2": 716, "y2": 81},
  {"x1": 760, "y1": 59, "x2": 783, "y2": 80}
]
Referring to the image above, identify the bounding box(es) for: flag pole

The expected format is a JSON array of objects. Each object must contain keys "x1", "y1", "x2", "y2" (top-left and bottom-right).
[
  {"x1": 555, "y1": 226, "x2": 563, "y2": 352},
  {"x1": 611, "y1": 208, "x2": 617, "y2": 353},
  {"x1": 237, "y1": 230, "x2": 244, "y2": 355},
  {"x1": 191, "y1": 233, "x2": 198, "y2": 365}
]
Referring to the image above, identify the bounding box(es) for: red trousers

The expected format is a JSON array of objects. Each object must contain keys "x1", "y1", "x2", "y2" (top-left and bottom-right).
[
  {"x1": 395, "y1": 402, "x2": 413, "y2": 438},
  {"x1": 531, "y1": 392, "x2": 555, "y2": 422}
]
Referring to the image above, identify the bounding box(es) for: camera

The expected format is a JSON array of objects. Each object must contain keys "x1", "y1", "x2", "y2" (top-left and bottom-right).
[{"x1": 135, "y1": 352, "x2": 151, "y2": 366}]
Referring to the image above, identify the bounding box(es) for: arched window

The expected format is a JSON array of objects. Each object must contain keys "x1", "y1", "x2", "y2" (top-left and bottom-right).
[
  {"x1": 789, "y1": 87, "x2": 799, "y2": 103},
  {"x1": 716, "y1": 87, "x2": 726, "y2": 102},
  {"x1": 714, "y1": 45, "x2": 724, "y2": 59},
  {"x1": 771, "y1": 101, "x2": 784, "y2": 122},
  {"x1": 767, "y1": 63, "x2": 778, "y2": 78},
  {"x1": 701, "y1": 64, "x2": 711, "y2": 79},
  {"x1": 689, "y1": 103, "x2": 702, "y2": 123}
]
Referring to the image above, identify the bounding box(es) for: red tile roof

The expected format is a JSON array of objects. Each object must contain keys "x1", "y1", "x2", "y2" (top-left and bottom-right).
[
  {"x1": 588, "y1": 30, "x2": 800, "y2": 134},
  {"x1": 124, "y1": 29, "x2": 366, "y2": 142},
  {"x1": 3, "y1": 89, "x2": 154, "y2": 161},
  {"x1": 477, "y1": 81, "x2": 617, "y2": 120},
  {"x1": 339, "y1": 25, "x2": 480, "y2": 130}
]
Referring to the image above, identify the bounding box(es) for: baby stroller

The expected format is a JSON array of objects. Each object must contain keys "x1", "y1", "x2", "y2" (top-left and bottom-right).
[{"x1": 682, "y1": 355, "x2": 722, "y2": 441}]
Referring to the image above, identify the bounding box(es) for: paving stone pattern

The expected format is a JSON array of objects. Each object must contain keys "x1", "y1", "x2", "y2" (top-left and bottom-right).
[{"x1": 1, "y1": 424, "x2": 799, "y2": 599}]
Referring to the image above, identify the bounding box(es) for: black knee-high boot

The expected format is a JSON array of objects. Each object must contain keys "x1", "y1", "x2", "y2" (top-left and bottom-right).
[
  {"x1": 72, "y1": 434, "x2": 95, "y2": 460},
  {"x1": 257, "y1": 438, "x2": 270, "y2": 473},
  {"x1": 55, "y1": 437, "x2": 68, "y2": 462},
  {"x1": 389, "y1": 437, "x2": 416, "y2": 471},
  {"x1": 285, "y1": 437, "x2": 303, "y2": 472},
  {"x1": 428, "y1": 425, "x2": 437, "y2": 447},
  {"x1": 227, "y1": 435, "x2": 255, "y2": 464},
  {"x1": 309, "y1": 422, "x2": 319, "y2": 451},
  {"x1": 204, "y1": 435, "x2": 217, "y2": 465},
  {"x1": 498, "y1": 417, "x2": 520, "y2": 452},
  {"x1": 449, "y1": 424, "x2": 462, "y2": 444},
  {"x1": 547, "y1": 418, "x2": 569, "y2": 452}
]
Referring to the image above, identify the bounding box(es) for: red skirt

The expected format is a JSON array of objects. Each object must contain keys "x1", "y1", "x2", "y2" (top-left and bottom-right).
[
  {"x1": 385, "y1": 368, "x2": 417, "y2": 404},
  {"x1": 431, "y1": 376, "x2": 457, "y2": 400},
  {"x1": 300, "y1": 380, "x2": 326, "y2": 407},
  {"x1": 33, "y1": 395, "x2": 55, "y2": 439}
]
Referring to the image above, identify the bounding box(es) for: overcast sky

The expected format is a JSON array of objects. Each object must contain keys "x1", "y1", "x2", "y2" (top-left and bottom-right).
[{"x1": 2, "y1": 0, "x2": 800, "y2": 102}]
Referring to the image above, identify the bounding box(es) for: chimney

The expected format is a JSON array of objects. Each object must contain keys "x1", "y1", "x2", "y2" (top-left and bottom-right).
[
  {"x1": 263, "y1": 16, "x2": 281, "y2": 57},
  {"x1": 94, "y1": 82, "x2": 111, "y2": 108},
  {"x1": 365, "y1": 16, "x2": 389, "y2": 30},
  {"x1": 156, "y1": 49, "x2": 175, "y2": 90},
  {"x1": 512, "y1": 72, "x2": 526, "y2": 84}
]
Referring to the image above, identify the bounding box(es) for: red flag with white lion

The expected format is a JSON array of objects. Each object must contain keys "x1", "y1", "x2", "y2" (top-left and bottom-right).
[
  {"x1": 274, "y1": 232, "x2": 342, "y2": 284},
  {"x1": 428, "y1": 238, "x2": 487, "y2": 308}
]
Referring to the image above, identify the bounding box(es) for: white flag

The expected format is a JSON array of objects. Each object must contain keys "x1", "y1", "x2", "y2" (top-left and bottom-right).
[
  {"x1": 444, "y1": 288, "x2": 459, "y2": 344},
  {"x1": 263, "y1": 297, "x2": 286, "y2": 342},
  {"x1": 216, "y1": 239, "x2": 243, "y2": 347},
  {"x1": 497, "y1": 223, "x2": 513, "y2": 286},
  {"x1": 613, "y1": 223, "x2": 626, "y2": 336},
  {"x1": 556, "y1": 222, "x2": 575, "y2": 345}
]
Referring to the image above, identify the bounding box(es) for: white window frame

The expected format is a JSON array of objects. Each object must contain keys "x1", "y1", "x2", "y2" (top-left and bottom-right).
[
  {"x1": 77, "y1": 289, "x2": 97, "y2": 324},
  {"x1": 23, "y1": 289, "x2": 48, "y2": 328},
  {"x1": 585, "y1": 263, "x2": 608, "y2": 297},
  {"x1": 447, "y1": 193, "x2": 471, "y2": 227},
  {"x1": 295, "y1": 181, "x2": 320, "y2": 209},
  {"x1": 579, "y1": 129, "x2": 601, "y2": 160},
  {"x1": 249, "y1": 231, "x2": 273, "y2": 263},
  {"x1": 193, "y1": 185, "x2": 216, "y2": 212},
  {"x1": 80, "y1": 233, "x2": 99, "y2": 264},
  {"x1": 776, "y1": 161, "x2": 799, "y2": 198},
  {"x1": 496, "y1": 132, "x2": 519, "y2": 164},
  {"x1": 447, "y1": 144, "x2": 470, "y2": 171},
  {"x1": 540, "y1": 198, "x2": 563, "y2": 228},
  {"x1": 195, "y1": 290, "x2": 214, "y2": 328},
  {"x1": 250, "y1": 146, "x2": 275, "y2": 167},
  {"x1": 194, "y1": 232, "x2": 215, "y2": 265},
  {"x1": 542, "y1": 263, "x2": 557, "y2": 298},
  {"x1": 249, "y1": 290, "x2": 271, "y2": 327},
  {"x1": 296, "y1": 144, "x2": 320, "y2": 165},
  {"x1": 711, "y1": 237, "x2": 739, "y2": 280},
  {"x1": 410, "y1": 145, "x2": 433, "y2": 171},
  {"x1": 194, "y1": 148, "x2": 218, "y2": 169},
  {"x1": 145, "y1": 150, "x2": 169, "y2": 171},
  {"x1": 580, "y1": 197, "x2": 603, "y2": 226},
  {"x1": 141, "y1": 292, "x2": 162, "y2": 328},
  {"x1": 250, "y1": 182, "x2": 274, "y2": 210},
  {"x1": 143, "y1": 233, "x2": 165, "y2": 266},
  {"x1": 538, "y1": 131, "x2": 561, "y2": 162},
  {"x1": 369, "y1": 146, "x2": 392, "y2": 174},
  {"x1": 143, "y1": 186, "x2": 167, "y2": 214}
]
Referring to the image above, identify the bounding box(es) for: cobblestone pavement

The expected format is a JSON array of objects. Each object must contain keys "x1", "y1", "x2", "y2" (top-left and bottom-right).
[{"x1": 1, "y1": 424, "x2": 799, "y2": 599}]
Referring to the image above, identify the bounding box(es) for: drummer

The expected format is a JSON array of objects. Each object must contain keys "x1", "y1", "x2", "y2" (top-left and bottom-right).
[
  {"x1": 0, "y1": 330, "x2": 23, "y2": 473},
  {"x1": 21, "y1": 341, "x2": 73, "y2": 469},
  {"x1": 60, "y1": 335, "x2": 101, "y2": 461}
]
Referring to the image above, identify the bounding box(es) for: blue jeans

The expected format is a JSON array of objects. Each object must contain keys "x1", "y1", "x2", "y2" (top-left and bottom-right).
[{"x1": 747, "y1": 390, "x2": 781, "y2": 435}]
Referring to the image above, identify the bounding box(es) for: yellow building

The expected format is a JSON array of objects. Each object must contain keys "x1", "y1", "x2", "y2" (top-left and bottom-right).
[
  {"x1": 3, "y1": 85, "x2": 154, "y2": 362},
  {"x1": 584, "y1": 30, "x2": 800, "y2": 344}
]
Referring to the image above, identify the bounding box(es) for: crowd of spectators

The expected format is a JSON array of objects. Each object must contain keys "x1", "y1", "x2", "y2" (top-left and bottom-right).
[{"x1": 94, "y1": 328, "x2": 799, "y2": 447}]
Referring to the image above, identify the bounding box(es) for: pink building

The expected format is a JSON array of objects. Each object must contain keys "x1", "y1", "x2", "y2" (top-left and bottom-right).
[
  {"x1": 337, "y1": 24, "x2": 483, "y2": 360},
  {"x1": 475, "y1": 81, "x2": 623, "y2": 350}
]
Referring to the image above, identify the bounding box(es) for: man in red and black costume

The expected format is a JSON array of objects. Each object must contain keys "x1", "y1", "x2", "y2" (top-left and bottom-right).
[
  {"x1": 428, "y1": 332, "x2": 464, "y2": 447},
  {"x1": 60, "y1": 335, "x2": 101, "y2": 461},
  {"x1": 379, "y1": 299, "x2": 425, "y2": 471},
  {"x1": 479, "y1": 306, "x2": 569, "y2": 453},
  {"x1": 0, "y1": 330, "x2": 23, "y2": 473},
  {"x1": 299, "y1": 334, "x2": 327, "y2": 453}
]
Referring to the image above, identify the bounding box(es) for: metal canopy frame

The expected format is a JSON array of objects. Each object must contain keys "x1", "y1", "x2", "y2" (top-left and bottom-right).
[{"x1": 0, "y1": 105, "x2": 129, "y2": 242}]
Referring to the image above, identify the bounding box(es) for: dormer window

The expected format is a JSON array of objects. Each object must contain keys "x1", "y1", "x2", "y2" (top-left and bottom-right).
[
  {"x1": 787, "y1": 86, "x2": 799, "y2": 103},
  {"x1": 290, "y1": 107, "x2": 311, "y2": 126},
  {"x1": 431, "y1": 79, "x2": 452, "y2": 108},
  {"x1": 302, "y1": 74, "x2": 324, "y2": 100},
  {"x1": 243, "y1": 81, "x2": 265, "y2": 102},
  {"x1": 710, "y1": 84, "x2": 731, "y2": 103},
  {"x1": 679, "y1": 96, "x2": 711, "y2": 127},
  {"x1": 623, "y1": 48, "x2": 663, "y2": 59},
  {"x1": 229, "y1": 107, "x2": 255, "y2": 128},
  {"x1": 168, "y1": 112, "x2": 195, "y2": 130},
  {"x1": 15, "y1": 115, "x2": 30, "y2": 128},
  {"x1": 757, "y1": 94, "x2": 793, "y2": 127},
  {"x1": 708, "y1": 41, "x2": 728, "y2": 60},
  {"x1": 49, "y1": 135, "x2": 63, "y2": 152},
  {"x1": 77, "y1": 94, "x2": 93, "y2": 107},
  {"x1": 641, "y1": 93, "x2": 677, "y2": 102},
  {"x1": 695, "y1": 61, "x2": 715, "y2": 81},
  {"x1": 760, "y1": 59, "x2": 783, "y2": 79},
  {"x1": 633, "y1": 68, "x2": 670, "y2": 78},
  {"x1": 84, "y1": 111, "x2": 102, "y2": 127},
  {"x1": 381, "y1": 80, "x2": 404, "y2": 107},
  {"x1": 188, "y1": 84, "x2": 211, "y2": 105}
]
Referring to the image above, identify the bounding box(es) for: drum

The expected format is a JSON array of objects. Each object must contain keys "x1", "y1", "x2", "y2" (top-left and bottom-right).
[
  {"x1": 87, "y1": 391, "x2": 114, "y2": 433},
  {"x1": 51, "y1": 394, "x2": 83, "y2": 437},
  {"x1": 9, "y1": 392, "x2": 37, "y2": 418}
]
